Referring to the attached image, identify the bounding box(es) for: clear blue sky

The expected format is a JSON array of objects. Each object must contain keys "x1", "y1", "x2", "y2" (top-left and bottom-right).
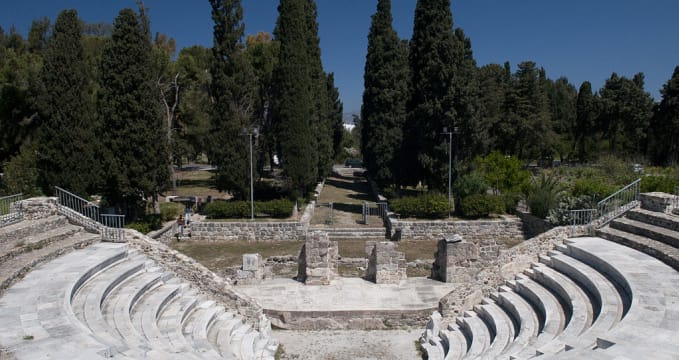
[{"x1": 3, "y1": 0, "x2": 679, "y2": 116}]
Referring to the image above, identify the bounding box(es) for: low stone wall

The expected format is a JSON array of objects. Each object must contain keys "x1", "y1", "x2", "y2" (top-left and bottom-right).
[
  {"x1": 640, "y1": 192, "x2": 676, "y2": 213},
  {"x1": 437, "y1": 225, "x2": 587, "y2": 317},
  {"x1": 264, "y1": 307, "x2": 434, "y2": 330},
  {"x1": 125, "y1": 229, "x2": 264, "y2": 327},
  {"x1": 20, "y1": 197, "x2": 58, "y2": 220},
  {"x1": 189, "y1": 221, "x2": 307, "y2": 242},
  {"x1": 148, "y1": 221, "x2": 178, "y2": 243},
  {"x1": 516, "y1": 210, "x2": 553, "y2": 238},
  {"x1": 389, "y1": 216, "x2": 525, "y2": 246}
]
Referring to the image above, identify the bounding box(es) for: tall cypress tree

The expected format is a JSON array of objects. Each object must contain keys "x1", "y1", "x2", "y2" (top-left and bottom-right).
[
  {"x1": 272, "y1": 0, "x2": 316, "y2": 197},
  {"x1": 303, "y1": 0, "x2": 333, "y2": 180},
  {"x1": 326, "y1": 72, "x2": 344, "y2": 160},
  {"x1": 402, "y1": 0, "x2": 479, "y2": 190},
  {"x1": 36, "y1": 9, "x2": 100, "y2": 196},
  {"x1": 361, "y1": 0, "x2": 408, "y2": 187},
  {"x1": 98, "y1": 8, "x2": 169, "y2": 218},
  {"x1": 575, "y1": 81, "x2": 598, "y2": 162},
  {"x1": 208, "y1": 0, "x2": 257, "y2": 199},
  {"x1": 649, "y1": 67, "x2": 679, "y2": 165}
]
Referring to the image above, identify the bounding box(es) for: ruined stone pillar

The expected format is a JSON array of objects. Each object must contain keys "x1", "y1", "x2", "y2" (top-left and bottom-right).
[
  {"x1": 431, "y1": 235, "x2": 479, "y2": 283},
  {"x1": 365, "y1": 241, "x2": 407, "y2": 284},
  {"x1": 297, "y1": 231, "x2": 338, "y2": 285}
]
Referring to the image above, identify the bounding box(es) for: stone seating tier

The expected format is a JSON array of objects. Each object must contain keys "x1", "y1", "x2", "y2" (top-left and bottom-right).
[
  {"x1": 421, "y1": 237, "x2": 679, "y2": 359},
  {"x1": 0, "y1": 240, "x2": 277, "y2": 359}
]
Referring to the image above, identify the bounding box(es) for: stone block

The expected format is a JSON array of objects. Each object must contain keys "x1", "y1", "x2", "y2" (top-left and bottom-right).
[{"x1": 243, "y1": 253, "x2": 262, "y2": 271}]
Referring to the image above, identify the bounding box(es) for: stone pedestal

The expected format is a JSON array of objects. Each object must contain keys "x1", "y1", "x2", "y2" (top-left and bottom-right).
[
  {"x1": 365, "y1": 241, "x2": 407, "y2": 284},
  {"x1": 234, "y1": 253, "x2": 266, "y2": 285},
  {"x1": 297, "y1": 231, "x2": 338, "y2": 285},
  {"x1": 431, "y1": 235, "x2": 479, "y2": 283}
]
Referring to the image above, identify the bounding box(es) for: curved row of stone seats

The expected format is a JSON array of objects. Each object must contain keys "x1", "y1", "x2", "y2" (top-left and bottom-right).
[
  {"x1": 0, "y1": 241, "x2": 277, "y2": 359},
  {"x1": 0, "y1": 215, "x2": 99, "y2": 293},
  {"x1": 598, "y1": 205, "x2": 679, "y2": 270},
  {"x1": 421, "y1": 236, "x2": 679, "y2": 359}
]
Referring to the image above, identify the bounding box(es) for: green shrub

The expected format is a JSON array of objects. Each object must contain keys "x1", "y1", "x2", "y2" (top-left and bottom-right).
[
  {"x1": 459, "y1": 194, "x2": 505, "y2": 218},
  {"x1": 640, "y1": 175, "x2": 679, "y2": 194},
  {"x1": 547, "y1": 195, "x2": 597, "y2": 226},
  {"x1": 127, "y1": 222, "x2": 151, "y2": 234},
  {"x1": 256, "y1": 199, "x2": 294, "y2": 218},
  {"x1": 160, "y1": 202, "x2": 184, "y2": 221},
  {"x1": 502, "y1": 192, "x2": 522, "y2": 214},
  {"x1": 453, "y1": 171, "x2": 488, "y2": 200},
  {"x1": 390, "y1": 193, "x2": 449, "y2": 219},
  {"x1": 204, "y1": 201, "x2": 250, "y2": 219},
  {"x1": 571, "y1": 178, "x2": 616, "y2": 200},
  {"x1": 204, "y1": 199, "x2": 293, "y2": 219}
]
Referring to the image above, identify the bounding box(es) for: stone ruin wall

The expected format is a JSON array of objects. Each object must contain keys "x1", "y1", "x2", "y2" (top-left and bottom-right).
[
  {"x1": 297, "y1": 231, "x2": 338, "y2": 285},
  {"x1": 435, "y1": 225, "x2": 588, "y2": 317}
]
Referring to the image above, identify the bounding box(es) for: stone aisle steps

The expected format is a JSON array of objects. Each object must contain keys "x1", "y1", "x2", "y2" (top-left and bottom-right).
[
  {"x1": 182, "y1": 300, "x2": 224, "y2": 359},
  {"x1": 456, "y1": 312, "x2": 490, "y2": 359},
  {"x1": 491, "y1": 287, "x2": 540, "y2": 357},
  {"x1": 0, "y1": 230, "x2": 100, "y2": 293},
  {"x1": 0, "y1": 215, "x2": 68, "y2": 245},
  {"x1": 474, "y1": 299, "x2": 514, "y2": 358},
  {"x1": 0, "y1": 223, "x2": 81, "y2": 262}
]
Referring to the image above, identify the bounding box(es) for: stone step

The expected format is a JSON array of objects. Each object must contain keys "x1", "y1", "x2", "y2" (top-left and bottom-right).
[
  {"x1": 525, "y1": 264, "x2": 592, "y2": 354},
  {"x1": 474, "y1": 299, "x2": 514, "y2": 357},
  {"x1": 229, "y1": 320, "x2": 254, "y2": 359},
  {"x1": 0, "y1": 215, "x2": 69, "y2": 244},
  {"x1": 456, "y1": 312, "x2": 490, "y2": 359},
  {"x1": 546, "y1": 252, "x2": 623, "y2": 349},
  {"x1": 491, "y1": 288, "x2": 540, "y2": 357},
  {"x1": 106, "y1": 270, "x2": 165, "y2": 352},
  {"x1": 626, "y1": 208, "x2": 679, "y2": 232},
  {"x1": 131, "y1": 280, "x2": 186, "y2": 351},
  {"x1": 72, "y1": 256, "x2": 148, "y2": 350},
  {"x1": 597, "y1": 226, "x2": 679, "y2": 271},
  {"x1": 610, "y1": 216, "x2": 679, "y2": 248},
  {"x1": 439, "y1": 326, "x2": 467, "y2": 360},
  {"x1": 511, "y1": 274, "x2": 566, "y2": 358},
  {"x1": 182, "y1": 301, "x2": 223, "y2": 359},
  {"x1": 0, "y1": 223, "x2": 82, "y2": 263},
  {"x1": 0, "y1": 231, "x2": 100, "y2": 293},
  {"x1": 157, "y1": 292, "x2": 203, "y2": 354},
  {"x1": 215, "y1": 313, "x2": 244, "y2": 359}
]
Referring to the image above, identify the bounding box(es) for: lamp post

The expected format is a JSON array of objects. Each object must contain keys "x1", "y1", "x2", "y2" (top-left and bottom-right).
[
  {"x1": 442, "y1": 126, "x2": 458, "y2": 218},
  {"x1": 243, "y1": 127, "x2": 259, "y2": 221}
]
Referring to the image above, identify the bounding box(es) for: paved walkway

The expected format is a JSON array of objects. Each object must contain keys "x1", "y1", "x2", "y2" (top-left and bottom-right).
[{"x1": 237, "y1": 277, "x2": 456, "y2": 312}]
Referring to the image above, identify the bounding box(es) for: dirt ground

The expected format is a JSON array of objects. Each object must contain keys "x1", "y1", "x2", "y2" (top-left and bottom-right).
[{"x1": 273, "y1": 329, "x2": 424, "y2": 360}]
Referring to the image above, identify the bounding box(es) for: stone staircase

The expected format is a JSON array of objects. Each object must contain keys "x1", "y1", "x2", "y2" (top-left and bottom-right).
[
  {"x1": 0, "y1": 214, "x2": 100, "y2": 293},
  {"x1": 318, "y1": 226, "x2": 388, "y2": 241},
  {"x1": 421, "y1": 236, "x2": 679, "y2": 359}
]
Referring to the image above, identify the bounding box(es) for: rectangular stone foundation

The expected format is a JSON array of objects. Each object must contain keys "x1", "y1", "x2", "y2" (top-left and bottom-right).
[
  {"x1": 365, "y1": 241, "x2": 407, "y2": 284},
  {"x1": 297, "y1": 231, "x2": 338, "y2": 285}
]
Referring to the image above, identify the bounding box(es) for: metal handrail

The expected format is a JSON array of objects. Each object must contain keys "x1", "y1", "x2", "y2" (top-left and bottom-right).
[
  {"x1": 55, "y1": 187, "x2": 125, "y2": 242},
  {"x1": 0, "y1": 193, "x2": 23, "y2": 227},
  {"x1": 596, "y1": 178, "x2": 641, "y2": 227},
  {"x1": 570, "y1": 208, "x2": 595, "y2": 236}
]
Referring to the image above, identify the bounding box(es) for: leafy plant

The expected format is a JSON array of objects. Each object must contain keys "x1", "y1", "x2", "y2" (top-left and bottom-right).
[
  {"x1": 640, "y1": 175, "x2": 679, "y2": 194},
  {"x1": 547, "y1": 195, "x2": 597, "y2": 225},
  {"x1": 160, "y1": 202, "x2": 184, "y2": 221},
  {"x1": 526, "y1": 173, "x2": 565, "y2": 219}
]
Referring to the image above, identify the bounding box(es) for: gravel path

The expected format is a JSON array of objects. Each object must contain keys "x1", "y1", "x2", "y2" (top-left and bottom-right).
[{"x1": 273, "y1": 329, "x2": 424, "y2": 360}]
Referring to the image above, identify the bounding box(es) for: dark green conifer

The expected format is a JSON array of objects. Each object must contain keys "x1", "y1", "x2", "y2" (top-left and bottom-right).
[
  {"x1": 208, "y1": 0, "x2": 257, "y2": 199},
  {"x1": 575, "y1": 81, "x2": 598, "y2": 162},
  {"x1": 361, "y1": 0, "x2": 408, "y2": 187},
  {"x1": 272, "y1": 0, "x2": 316, "y2": 197},
  {"x1": 649, "y1": 67, "x2": 679, "y2": 165},
  {"x1": 35, "y1": 9, "x2": 100, "y2": 196},
  {"x1": 98, "y1": 8, "x2": 169, "y2": 218}
]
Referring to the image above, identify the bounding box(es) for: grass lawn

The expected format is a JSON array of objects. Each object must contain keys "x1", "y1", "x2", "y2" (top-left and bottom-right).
[{"x1": 169, "y1": 240, "x2": 304, "y2": 273}]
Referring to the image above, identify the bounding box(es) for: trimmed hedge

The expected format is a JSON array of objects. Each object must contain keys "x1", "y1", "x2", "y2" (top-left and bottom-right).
[
  {"x1": 160, "y1": 202, "x2": 184, "y2": 221},
  {"x1": 204, "y1": 199, "x2": 294, "y2": 219},
  {"x1": 459, "y1": 194, "x2": 505, "y2": 219},
  {"x1": 390, "y1": 193, "x2": 449, "y2": 219},
  {"x1": 640, "y1": 175, "x2": 679, "y2": 194}
]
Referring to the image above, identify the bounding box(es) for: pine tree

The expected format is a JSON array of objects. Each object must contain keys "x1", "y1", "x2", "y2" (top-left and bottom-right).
[
  {"x1": 272, "y1": 0, "x2": 316, "y2": 197},
  {"x1": 98, "y1": 8, "x2": 169, "y2": 218},
  {"x1": 35, "y1": 9, "x2": 100, "y2": 196},
  {"x1": 575, "y1": 81, "x2": 598, "y2": 162},
  {"x1": 402, "y1": 0, "x2": 479, "y2": 189},
  {"x1": 649, "y1": 67, "x2": 679, "y2": 165},
  {"x1": 208, "y1": 0, "x2": 257, "y2": 199},
  {"x1": 361, "y1": 0, "x2": 408, "y2": 187}
]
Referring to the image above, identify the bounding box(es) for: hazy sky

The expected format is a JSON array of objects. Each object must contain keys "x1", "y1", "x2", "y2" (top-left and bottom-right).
[{"x1": 3, "y1": 0, "x2": 679, "y2": 115}]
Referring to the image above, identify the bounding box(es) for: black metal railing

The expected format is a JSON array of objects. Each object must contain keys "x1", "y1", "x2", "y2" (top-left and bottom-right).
[{"x1": 55, "y1": 187, "x2": 124, "y2": 241}]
